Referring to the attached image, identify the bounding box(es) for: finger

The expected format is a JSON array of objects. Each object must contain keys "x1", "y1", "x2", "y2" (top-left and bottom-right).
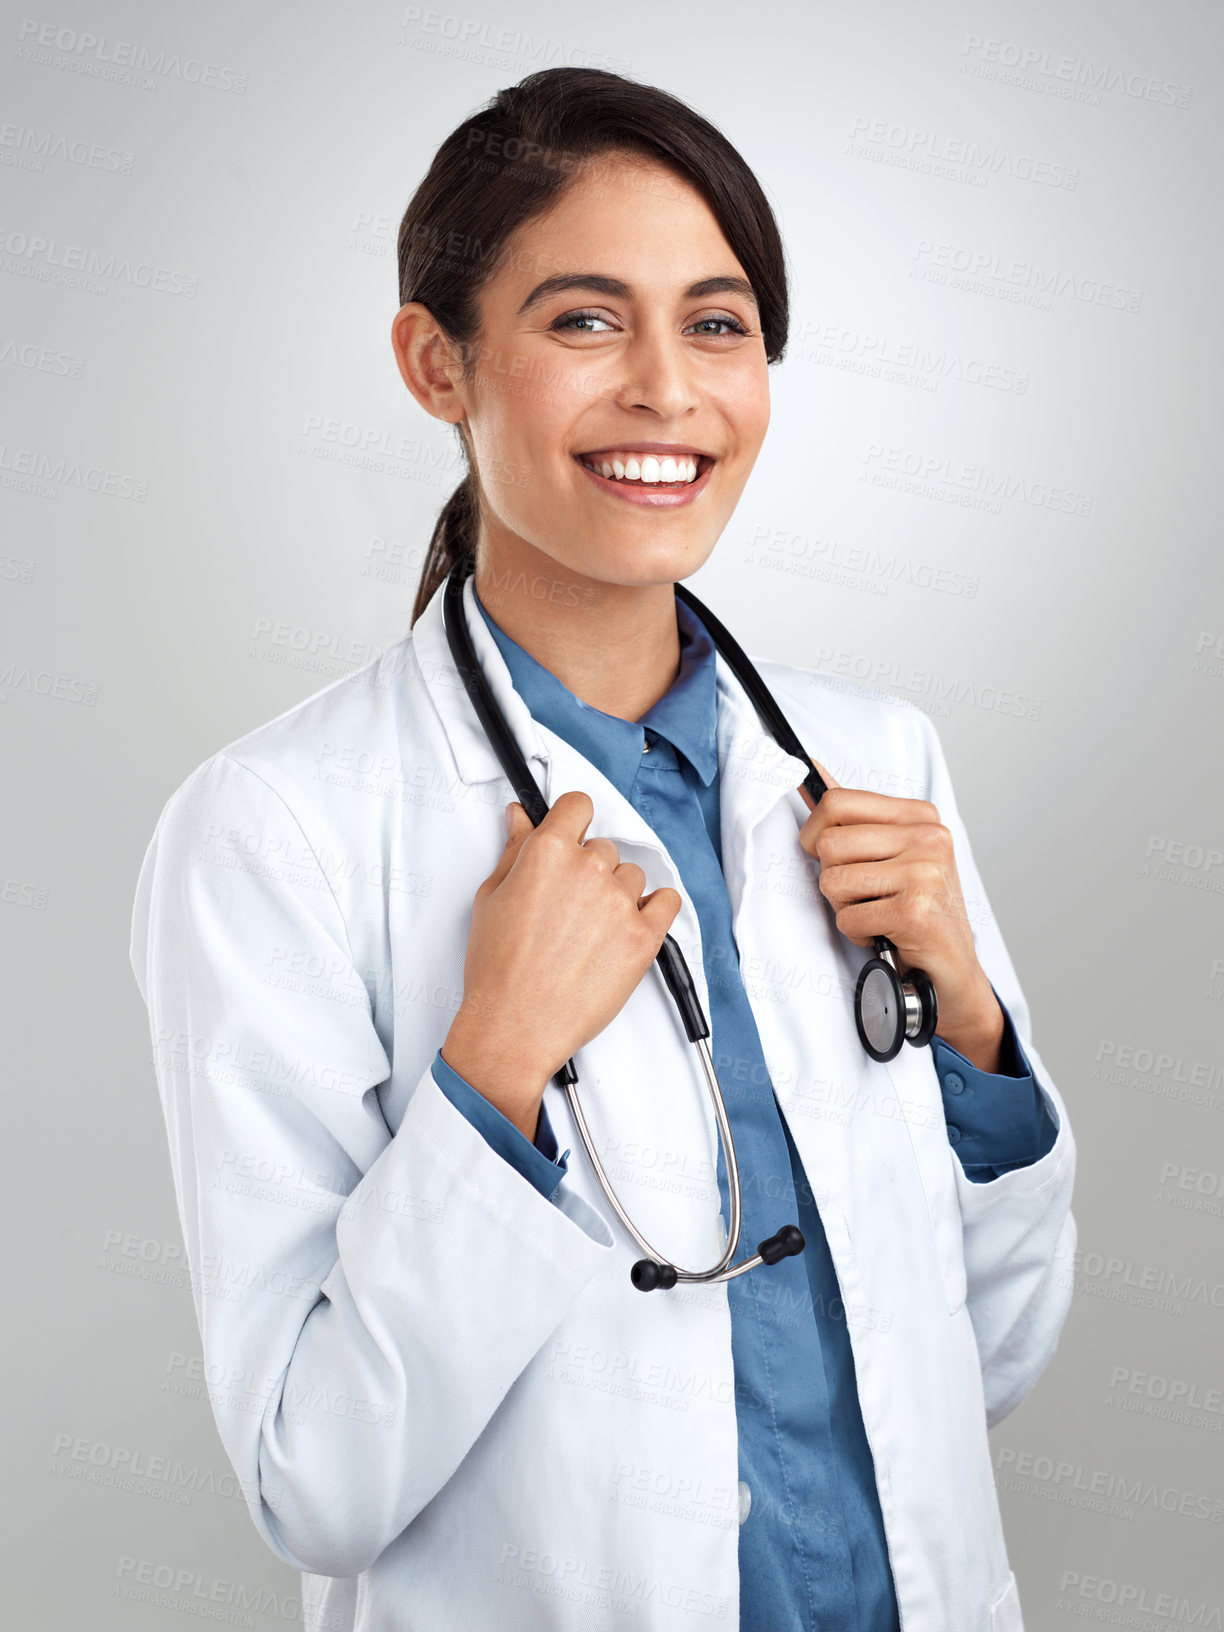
[
  {"x1": 810, "y1": 822, "x2": 936, "y2": 868},
  {"x1": 818, "y1": 857, "x2": 908, "y2": 911},
  {"x1": 637, "y1": 885, "x2": 683, "y2": 941},
  {"x1": 578, "y1": 835, "x2": 621, "y2": 872},
  {"x1": 485, "y1": 799, "x2": 536, "y2": 888},
  {"x1": 797, "y1": 752, "x2": 840, "y2": 815},
  {"x1": 810, "y1": 753, "x2": 840, "y2": 791},
  {"x1": 610, "y1": 860, "x2": 648, "y2": 901},
  {"x1": 539, "y1": 788, "x2": 597, "y2": 845},
  {"x1": 495, "y1": 788, "x2": 596, "y2": 885},
  {"x1": 804, "y1": 785, "x2": 939, "y2": 837}
]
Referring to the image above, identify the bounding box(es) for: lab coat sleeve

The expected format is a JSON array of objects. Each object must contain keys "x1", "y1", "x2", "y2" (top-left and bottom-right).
[
  {"x1": 429, "y1": 1048, "x2": 570, "y2": 1200},
  {"x1": 129, "y1": 751, "x2": 614, "y2": 1579},
  {"x1": 910, "y1": 709, "x2": 1077, "y2": 1428}
]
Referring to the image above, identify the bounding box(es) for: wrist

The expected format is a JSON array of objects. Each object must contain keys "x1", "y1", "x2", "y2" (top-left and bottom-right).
[
  {"x1": 934, "y1": 976, "x2": 1004, "y2": 1073},
  {"x1": 441, "y1": 1017, "x2": 550, "y2": 1142}
]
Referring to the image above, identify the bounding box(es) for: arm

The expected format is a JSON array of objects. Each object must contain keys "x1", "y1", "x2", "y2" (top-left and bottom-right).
[
  {"x1": 911, "y1": 708, "x2": 1077, "y2": 1427},
  {"x1": 129, "y1": 752, "x2": 612, "y2": 1579}
]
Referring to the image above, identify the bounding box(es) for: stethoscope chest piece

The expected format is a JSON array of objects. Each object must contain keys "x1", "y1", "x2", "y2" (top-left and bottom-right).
[{"x1": 854, "y1": 939, "x2": 939, "y2": 1062}]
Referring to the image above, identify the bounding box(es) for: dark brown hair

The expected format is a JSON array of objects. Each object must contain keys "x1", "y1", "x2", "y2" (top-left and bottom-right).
[{"x1": 398, "y1": 67, "x2": 791, "y2": 625}]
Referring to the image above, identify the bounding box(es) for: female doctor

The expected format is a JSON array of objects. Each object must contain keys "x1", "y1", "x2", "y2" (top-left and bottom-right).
[{"x1": 130, "y1": 67, "x2": 1075, "y2": 1632}]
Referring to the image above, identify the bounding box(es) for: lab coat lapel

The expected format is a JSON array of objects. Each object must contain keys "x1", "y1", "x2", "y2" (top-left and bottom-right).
[
  {"x1": 711, "y1": 653, "x2": 880, "y2": 1268},
  {"x1": 712, "y1": 651, "x2": 813, "y2": 951},
  {"x1": 411, "y1": 570, "x2": 707, "y2": 964}
]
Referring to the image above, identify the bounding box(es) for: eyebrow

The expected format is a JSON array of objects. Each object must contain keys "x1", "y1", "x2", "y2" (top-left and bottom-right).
[{"x1": 515, "y1": 273, "x2": 760, "y2": 318}]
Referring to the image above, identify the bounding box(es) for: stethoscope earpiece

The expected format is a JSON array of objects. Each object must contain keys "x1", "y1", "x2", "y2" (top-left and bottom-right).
[
  {"x1": 630, "y1": 1259, "x2": 678, "y2": 1292},
  {"x1": 632, "y1": 1224, "x2": 806, "y2": 1293}
]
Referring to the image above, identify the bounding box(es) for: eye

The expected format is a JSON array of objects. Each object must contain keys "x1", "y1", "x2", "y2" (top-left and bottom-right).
[
  {"x1": 687, "y1": 314, "x2": 751, "y2": 337},
  {"x1": 550, "y1": 308, "x2": 617, "y2": 334}
]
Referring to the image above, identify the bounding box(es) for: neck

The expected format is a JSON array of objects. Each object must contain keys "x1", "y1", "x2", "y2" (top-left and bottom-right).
[{"x1": 472, "y1": 535, "x2": 682, "y2": 723}]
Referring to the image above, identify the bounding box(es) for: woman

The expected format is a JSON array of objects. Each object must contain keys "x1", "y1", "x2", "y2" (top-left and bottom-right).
[{"x1": 131, "y1": 68, "x2": 1074, "y2": 1631}]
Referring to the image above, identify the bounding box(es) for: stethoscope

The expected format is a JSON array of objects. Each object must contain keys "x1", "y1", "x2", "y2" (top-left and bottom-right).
[{"x1": 442, "y1": 558, "x2": 938, "y2": 1291}]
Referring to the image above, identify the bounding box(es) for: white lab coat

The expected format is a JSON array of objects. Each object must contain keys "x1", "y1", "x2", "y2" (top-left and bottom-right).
[{"x1": 130, "y1": 572, "x2": 1075, "y2": 1632}]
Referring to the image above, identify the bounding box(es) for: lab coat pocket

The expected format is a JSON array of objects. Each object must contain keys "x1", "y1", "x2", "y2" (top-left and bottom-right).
[
  {"x1": 989, "y1": 1570, "x2": 1023, "y2": 1631},
  {"x1": 885, "y1": 1046, "x2": 968, "y2": 1316}
]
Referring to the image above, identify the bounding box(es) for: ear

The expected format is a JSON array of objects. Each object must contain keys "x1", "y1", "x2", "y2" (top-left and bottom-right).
[{"x1": 390, "y1": 301, "x2": 468, "y2": 427}]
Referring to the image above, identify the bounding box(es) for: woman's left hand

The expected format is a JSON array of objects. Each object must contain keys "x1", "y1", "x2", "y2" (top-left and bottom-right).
[{"x1": 797, "y1": 757, "x2": 1005, "y2": 1072}]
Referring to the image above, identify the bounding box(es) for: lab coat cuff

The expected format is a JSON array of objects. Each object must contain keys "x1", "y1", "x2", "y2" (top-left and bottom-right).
[
  {"x1": 431, "y1": 1050, "x2": 569, "y2": 1202},
  {"x1": 931, "y1": 993, "x2": 1058, "y2": 1182},
  {"x1": 398, "y1": 1062, "x2": 614, "y2": 1257}
]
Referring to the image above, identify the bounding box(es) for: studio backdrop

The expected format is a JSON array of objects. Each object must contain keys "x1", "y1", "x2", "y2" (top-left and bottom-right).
[{"x1": 3, "y1": 0, "x2": 1220, "y2": 1625}]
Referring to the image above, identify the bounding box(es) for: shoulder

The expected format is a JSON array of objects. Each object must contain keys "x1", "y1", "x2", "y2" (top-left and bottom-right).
[{"x1": 746, "y1": 654, "x2": 943, "y2": 803}]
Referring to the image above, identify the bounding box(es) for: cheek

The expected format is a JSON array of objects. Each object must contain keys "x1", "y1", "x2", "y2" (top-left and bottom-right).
[
  {"x1": 739, "y1": 372, "x2": 771, "y2": 442},
  {"x1": 472, "y1": 372, "x2": 582, "y2": 476},
  {"x1": 713, "y1": 363, "x2": 770, "y2": 453}
]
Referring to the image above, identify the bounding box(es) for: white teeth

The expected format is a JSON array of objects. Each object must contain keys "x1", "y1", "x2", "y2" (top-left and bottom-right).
[{"x1": 580, "y1": 453, "x2": 702, "y2": 484}]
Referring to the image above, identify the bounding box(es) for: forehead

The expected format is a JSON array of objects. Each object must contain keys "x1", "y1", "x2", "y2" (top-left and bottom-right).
[{"x1": 493, "y1": 154, "x2": 747, "y2": 296}]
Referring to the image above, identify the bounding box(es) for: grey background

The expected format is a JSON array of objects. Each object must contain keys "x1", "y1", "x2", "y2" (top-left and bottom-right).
[{"x1": 4, "y1": 0, "x2": 1221, "y2": 1623}]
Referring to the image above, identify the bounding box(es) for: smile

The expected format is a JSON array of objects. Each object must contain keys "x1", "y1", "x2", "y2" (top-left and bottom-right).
[{"x1": 572, "y1": 449, "x2": 716, "y2": 508}]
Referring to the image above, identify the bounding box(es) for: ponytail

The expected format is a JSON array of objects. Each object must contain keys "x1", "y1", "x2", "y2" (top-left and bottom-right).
[{"x1": 411, "y1": 471, "x2": 478, "y2": 627}]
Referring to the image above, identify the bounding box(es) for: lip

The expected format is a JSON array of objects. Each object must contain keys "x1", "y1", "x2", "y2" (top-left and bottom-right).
[
  {"x1": 572, "y1": 450, "x2": 715, "y2": 508},
  {"x1": 576, "y1": 442, "x2": 715, "y2": 459}
]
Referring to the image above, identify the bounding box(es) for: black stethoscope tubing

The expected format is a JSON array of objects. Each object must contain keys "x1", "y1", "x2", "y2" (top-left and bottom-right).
[{"x1": 440, "y1": 558, "x2": 936, "y2": 1290}]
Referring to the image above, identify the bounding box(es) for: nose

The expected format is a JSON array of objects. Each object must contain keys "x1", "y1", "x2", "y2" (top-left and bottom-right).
[{"x1": 612, "y1": 322, "x2": 701, "y2": 420}]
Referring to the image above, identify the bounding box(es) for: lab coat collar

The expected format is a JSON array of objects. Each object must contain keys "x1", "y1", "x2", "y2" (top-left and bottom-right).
[{"x1": 410, "y1": 570, "x2": 812, "y2": 884}]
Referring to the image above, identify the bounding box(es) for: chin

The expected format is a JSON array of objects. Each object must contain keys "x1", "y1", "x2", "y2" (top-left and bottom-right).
[{"x1": 578, "y1": 540, "x2": 718, "y2": 590}]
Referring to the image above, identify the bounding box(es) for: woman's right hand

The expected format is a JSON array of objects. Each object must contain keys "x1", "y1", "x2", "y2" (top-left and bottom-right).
[{"x1": 440, "y1": 791, "x2": 683, "y2": 1141}]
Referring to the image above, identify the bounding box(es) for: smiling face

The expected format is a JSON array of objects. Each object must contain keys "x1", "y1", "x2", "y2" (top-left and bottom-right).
[{"x1": 453, "y1": 152, "x2": 771, "y2": 590}]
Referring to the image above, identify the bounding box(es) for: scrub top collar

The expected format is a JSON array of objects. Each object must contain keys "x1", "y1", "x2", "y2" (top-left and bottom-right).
[{"x1": 471, "y1": 581, "x2": 720, "y2": 798}]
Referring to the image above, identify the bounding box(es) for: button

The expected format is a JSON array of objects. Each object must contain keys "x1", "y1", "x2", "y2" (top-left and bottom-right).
[
  {"x1": 945, "y1": 1071, "x2": 965, "y2": 1095},
  {"x1": 946, "y1": 1123, "x2": 962, "y2": 1145},
  {"x1": 737, "y1": 1481, "x2": 751, "y2": 1524}
]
